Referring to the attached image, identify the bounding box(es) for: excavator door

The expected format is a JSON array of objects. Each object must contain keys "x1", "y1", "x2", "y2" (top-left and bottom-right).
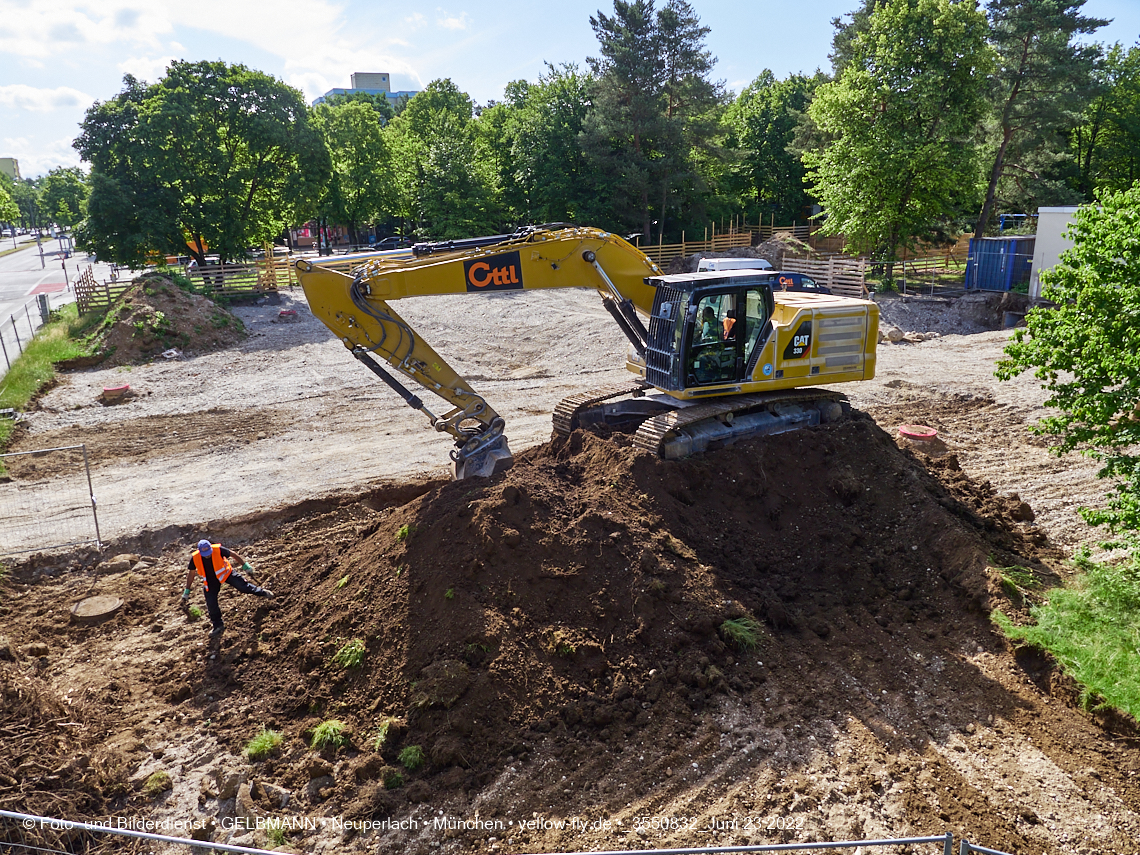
[{"x1": 645, "y1": 272, "x2": 775, "y2": 393}]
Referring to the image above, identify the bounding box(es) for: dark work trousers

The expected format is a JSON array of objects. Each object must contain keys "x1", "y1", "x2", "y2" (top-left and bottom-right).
[{"x1": 202, "y1": 571, "x2": 266, "y2": 629}]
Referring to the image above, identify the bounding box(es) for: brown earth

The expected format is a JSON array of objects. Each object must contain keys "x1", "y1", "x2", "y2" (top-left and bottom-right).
[
  {"x1": 1, "y1": 286, "x2": 1138, "y2": 854},
  {"x1": 3, "y1": 423, "x2": 1139, "y2": 854},
  {"x1": 72, "y1": 274, "x2": 247, "y2": 369}
]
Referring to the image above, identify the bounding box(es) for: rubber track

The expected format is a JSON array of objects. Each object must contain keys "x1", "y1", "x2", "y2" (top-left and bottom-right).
[
  {"x1": 631, "y1": 388, "x2": 845, "y2": 456},
  {"x1": 552, "y1": 381, "x2": 651, "y2": 437}
]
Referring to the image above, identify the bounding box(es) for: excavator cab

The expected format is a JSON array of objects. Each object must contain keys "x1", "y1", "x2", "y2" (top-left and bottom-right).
[{"x1": 645, "y1": 271, "x2": 777, "y2": 393}]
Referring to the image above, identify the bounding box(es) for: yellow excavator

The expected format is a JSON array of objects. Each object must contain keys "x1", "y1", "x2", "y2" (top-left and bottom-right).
[{"x1": 295, "y1": 224, "x2": 879, "y2": 479}]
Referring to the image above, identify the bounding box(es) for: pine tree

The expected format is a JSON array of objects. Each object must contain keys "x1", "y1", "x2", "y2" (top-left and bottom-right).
[{"x1": 974, "y1": 0, "x2": 1107, "y2": 235}]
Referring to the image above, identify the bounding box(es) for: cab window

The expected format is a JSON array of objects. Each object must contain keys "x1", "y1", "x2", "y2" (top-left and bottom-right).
[{"x1": 689, "y1": 293, "x2": 737, "y2": 385}]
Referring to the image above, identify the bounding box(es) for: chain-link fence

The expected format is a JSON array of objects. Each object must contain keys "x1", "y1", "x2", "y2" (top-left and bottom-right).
[
  {"x1": 0, "y1": 444, "x2": 101, "y2": 556},
  {"x1": 0, "y1": 293, "x2": 52, "y2": 376}
]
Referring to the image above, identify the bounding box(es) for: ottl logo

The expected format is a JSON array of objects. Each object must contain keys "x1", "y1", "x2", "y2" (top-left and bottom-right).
[{"x1": 464, "y1": 251, "x2": 524, "y2": 292}]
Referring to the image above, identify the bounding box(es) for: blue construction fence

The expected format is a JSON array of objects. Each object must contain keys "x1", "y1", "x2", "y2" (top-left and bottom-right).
[{"x1": 964, "y1": 236, "x2": 1035, "y2": 292}]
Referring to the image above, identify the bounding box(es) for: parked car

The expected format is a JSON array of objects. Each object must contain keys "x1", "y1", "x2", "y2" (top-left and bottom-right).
[
  {"x1": 375, "y1": 236, "x2": 413, "y2": 250},
  {"x1": 774, "y1": 271, "x2": 831, "y2": 295},
  {"x1": 696, "y1": 257, "x2": 773, "y2": 272}
]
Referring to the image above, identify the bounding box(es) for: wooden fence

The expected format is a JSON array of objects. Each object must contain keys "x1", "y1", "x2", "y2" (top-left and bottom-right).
[
  {"x1": 638, "y1": 232, "x2": 753, "y2": 266},
  {"x1": 73, "y1": 266, "x2": 132, "y2": 314},
  {"x1": 781, "y1": 256, "x2": 869, "y2": 299},
  {"x1": 74, "y1": 253, "x2": 300, "y2": 314}
]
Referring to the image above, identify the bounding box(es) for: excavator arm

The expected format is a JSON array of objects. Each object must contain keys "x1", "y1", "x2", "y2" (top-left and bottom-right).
[{"x1": 295, "y1": 226, "x2": 662, "y2": 478}]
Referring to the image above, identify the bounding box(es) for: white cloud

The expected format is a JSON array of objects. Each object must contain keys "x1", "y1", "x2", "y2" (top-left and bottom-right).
[
  {"x1": 437, "y1": 10, "x2": 469, "y2": 31},
  {"x1": 0, "y1": 84, "x2": 94, "y2": 112},
  {"x1": 1, "y1": 136, "x2": 83, "y2": 177},
  {"x1": 116, "y1": 55, "x2": 178, "y2": 83},
  {"x1": 0, "y1": 3, "x2": 168, "y2": 59}
]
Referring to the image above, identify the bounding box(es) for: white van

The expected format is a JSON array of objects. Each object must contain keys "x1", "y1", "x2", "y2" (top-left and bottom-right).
[{"x1": 696, "y1": 257, "x2": 773, "y2": 272}]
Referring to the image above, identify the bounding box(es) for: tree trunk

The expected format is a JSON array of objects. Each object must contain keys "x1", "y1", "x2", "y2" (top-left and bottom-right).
[{"x1": 975, "y1": 126, "x2": 1015, "y2": 237}]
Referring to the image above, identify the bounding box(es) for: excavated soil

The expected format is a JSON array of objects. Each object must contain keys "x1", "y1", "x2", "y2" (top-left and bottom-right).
[{"x1": 3, "y1": 424, "x2": 1140, "y2": 855}]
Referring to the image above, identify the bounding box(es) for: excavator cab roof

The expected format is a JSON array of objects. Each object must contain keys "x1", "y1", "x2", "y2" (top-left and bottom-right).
[{"x1": 649, "y1": 269, "x2": 779, "y2": 288}]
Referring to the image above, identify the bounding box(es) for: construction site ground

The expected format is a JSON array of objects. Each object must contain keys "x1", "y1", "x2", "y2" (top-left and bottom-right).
[{"x1": 2, "y1": 285, "x2": 1137, "y2": 855}]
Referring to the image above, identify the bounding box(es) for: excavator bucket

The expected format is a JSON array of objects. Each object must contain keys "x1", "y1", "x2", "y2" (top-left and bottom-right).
[{"x1": 453, "y1": 435, "x2": 514, "y2": 480}]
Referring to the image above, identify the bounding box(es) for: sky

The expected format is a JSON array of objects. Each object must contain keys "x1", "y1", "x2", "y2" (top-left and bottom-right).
[{"x1": 2, "y1": 0, "x2": 1138, "y2": 179}]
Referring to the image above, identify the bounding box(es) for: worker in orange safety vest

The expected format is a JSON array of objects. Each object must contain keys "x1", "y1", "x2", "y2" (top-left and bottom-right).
[{"x1": 182, "y1": 539, "x2": 273, "y2": 638}]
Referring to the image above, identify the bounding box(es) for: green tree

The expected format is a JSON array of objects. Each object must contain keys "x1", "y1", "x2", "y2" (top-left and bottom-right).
[
  {"x1": 500, "y1": 64, "x2": 594, "y2": 225},
  {"x1": 973, "y1": 0, "x2": 1107, "y2": 236},
  {"x1": 39, "y1": 167, "x2": 88, "y2": 229},
  {"x1": 75, "y1": 62, "x2": 330, "y2": 266},
  {"x1": 387, "y1": 79, "x2": 499, "y2": 238},
  {"x1": 724, "y1": 70, "x2": 825, "y2": 224},
  {"x1": 0, "y1": 181, "x2": 18, "y2": 224},
  {"x1": 312, "y1": 101, "x2": 395, "y2": 245},
  {"x1": 581, "y1": 0, "x2": 720, "y2": 242},
  {"x1": 319, "y1": 91, "x2": 396, "y2": 124},
  {"x1": 828, "y1": 0, "x2": 888, "y2": 76},
  {"x1": 1071, "y1": 42, "x2": 1140, "y2": 196},
  {"x1": 996, "y1": 184, "x2": 1140, "y2": 532},
  {"x1": 12, "y1": 179, "x2": 43, "y2": 231},
  {"x1": 804, "y1": 0, "x2": 991, "y2": 278}
]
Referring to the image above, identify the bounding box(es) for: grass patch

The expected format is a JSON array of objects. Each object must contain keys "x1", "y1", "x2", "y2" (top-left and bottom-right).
[
  {"x1": 265, "y1": 819, "x2": 287, "y2": 848},
  {"x1": 244, "y1": 727, "x2": 283, "y2": 761},
  {"x1": 720, "y1": 616, "x2": 763, "y2": 651},
  {"x1": 0, "y1": 303, "x2": 89, "y2": 467},
  {"x1": 398, "y1": 745, "x2": 425, "y2": 771},
  {"x1": 997, "y1": 564, "x2": 1042, "y2": 604},
  {"x1": 993, "y1": 548, "x2": 1140, "y2": 717},
  {"x1": 310, "y1": 719, "x2": 348, "y2": 750},
  {"x1": 333, "y1": 638, "x2": 366, "y2": 669},
  {"x1": 335, "y1": 574, "x2": 350, "y2": 589},
  {"x1": 380, "y1": 767, "x2": 404, "y2": 789},
  {"x1": 396, "y1": 523, "x2": 416, "y2": 542},
  {"x1": 187, "y1": 605, "x2": 203, "y2": 621},
  {"x1": 372, "y1": 716, "x2": 400, "y2": 751},
  {"x1": 142, "y1": 770, "x2": 173, "y2": 797}
]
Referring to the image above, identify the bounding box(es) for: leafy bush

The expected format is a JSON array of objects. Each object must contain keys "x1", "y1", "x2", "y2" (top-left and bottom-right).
[
  {"x1": 333, "y1": 638, "x2": 366, "y2": 669},
  {"x1": 994, "y1": 548, "x2": 1140, "y2": 718}
]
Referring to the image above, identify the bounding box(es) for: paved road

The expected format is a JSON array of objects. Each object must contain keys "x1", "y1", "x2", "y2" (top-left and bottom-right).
[{"x1": 0, "y1": 238, "x2": 115, "y2": 376}]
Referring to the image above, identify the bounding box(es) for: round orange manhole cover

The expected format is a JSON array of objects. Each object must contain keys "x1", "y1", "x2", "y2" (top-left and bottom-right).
[{"x1": 898, "y1": 424, "x2": 938, "y2": 440}]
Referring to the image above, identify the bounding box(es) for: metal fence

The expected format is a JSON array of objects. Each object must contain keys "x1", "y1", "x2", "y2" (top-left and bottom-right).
[
  {"x1": 0, "y1": 293, "x2": 52, "y2": 376},
  {"x1": 0, "y1": 444, "x2": 101, "y2": 556},
  {"x1": 0, "y1": 810, "x2": 1017, "y2": 855}
]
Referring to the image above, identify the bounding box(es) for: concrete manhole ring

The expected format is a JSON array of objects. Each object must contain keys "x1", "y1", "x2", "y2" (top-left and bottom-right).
[{"x1": 70, "y1": 595, "x2": 124, "y2": 625}]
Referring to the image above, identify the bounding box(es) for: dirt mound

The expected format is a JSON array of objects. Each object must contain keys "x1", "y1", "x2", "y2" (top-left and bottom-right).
[
  {"x1": 207, "y1": 418, "x2": 1061, "y2": 826},
  {"x1": 6, "y1": 416, "x2": 1140, "y2": 852},
  {"x1": 876, "y1": 292, "x2": 1032, "y2": 339},
  {"x1": 76, "y1": 274, "x2": 246, "y2": 367}
]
